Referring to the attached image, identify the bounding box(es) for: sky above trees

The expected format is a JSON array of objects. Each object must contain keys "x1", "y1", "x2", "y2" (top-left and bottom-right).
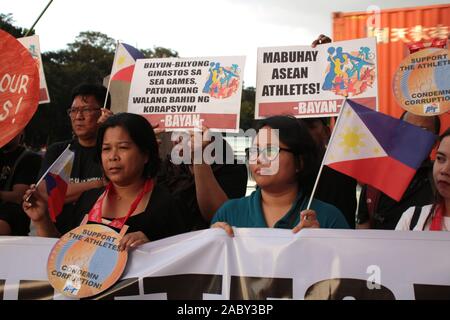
[{"x1": 3, "y1": 0, "x2": 447, "y2": 87}]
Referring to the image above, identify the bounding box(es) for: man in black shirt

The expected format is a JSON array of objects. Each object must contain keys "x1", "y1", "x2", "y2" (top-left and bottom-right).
[
  {"x1": 37, "y1": 84, "x2": 113, "y2": 234},
  {"x1": 0, "y1": 132, "x2": 42, "y2": 235}
]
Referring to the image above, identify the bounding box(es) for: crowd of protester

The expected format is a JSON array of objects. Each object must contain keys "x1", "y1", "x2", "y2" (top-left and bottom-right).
[{"x1": 2, "y1": 35, "x2": 450, "y2": 249}]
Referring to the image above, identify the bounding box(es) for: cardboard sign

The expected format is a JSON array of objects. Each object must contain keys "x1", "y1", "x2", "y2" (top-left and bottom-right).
[
  {"x1": 0, "y1": 30, "x2": 40, "y2": 148},
  {"x1": 256, "y1": 37, "x2": 378, "y2": 118},
  {"x1": 47, "y1": 223, "x2": 128, "y2": 298},
  {"x1": 128, "y1": 57, "x2": 245, "y2": 132},
  {"x1": 18, "y1": 35, "x2": 50, "y2": 104},
  {"x1": 393, "y1": 48, "x2": 450, "y2": 116}
]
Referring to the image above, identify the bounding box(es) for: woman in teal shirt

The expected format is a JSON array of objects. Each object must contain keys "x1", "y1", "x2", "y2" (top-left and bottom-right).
[{"x1": 211, "y1": 116, "x2": 349, "y2": 236}]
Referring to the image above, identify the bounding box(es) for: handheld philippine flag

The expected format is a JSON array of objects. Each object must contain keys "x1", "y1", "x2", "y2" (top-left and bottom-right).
[
  {"x1": 323, "y1": 99, "x2": 436, "y2": 201},
  {"x1": 42, "y1": 146, "x2": 74, "y2": 222},
  {"x1": 110, "y1": 42, "x2": 145, "y2": 82}
]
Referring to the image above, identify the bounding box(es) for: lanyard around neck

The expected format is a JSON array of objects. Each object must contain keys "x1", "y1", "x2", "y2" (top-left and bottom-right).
[
  {"x1": 88, "y1": 179, "x2": 154, "y2": 230},
  {"x1": 430, "y1": 203, "x2": 444, "y2": 231}
]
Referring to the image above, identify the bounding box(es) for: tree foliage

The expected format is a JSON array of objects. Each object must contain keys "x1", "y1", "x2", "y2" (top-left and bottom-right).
[
  {"x1": 141, "y1": 46, "x2": 178, "y2": 58},
  {"x1": 0, "y1": 13, "x2": 33, "y2": 38},
  {"x1": 1, "y1": 14, "x2": 256, "y2": 148},
  {"x1": 1, "y1": 16, "x2": 181, "y2": 148}
]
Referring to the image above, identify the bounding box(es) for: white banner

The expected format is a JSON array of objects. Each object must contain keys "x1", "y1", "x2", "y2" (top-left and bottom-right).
[
  {"x1": 128, "y1": 56, "x2": 245, "y2": 132},
  {"x1": 1, "y1": 229, "x2": 450, "y2": 300},
  {"x1": 18, "y1": 35, "x2": 50, "y2": 104},
  {"x1": 256, "y1": 37, "x2": 378, "y2": 118}
]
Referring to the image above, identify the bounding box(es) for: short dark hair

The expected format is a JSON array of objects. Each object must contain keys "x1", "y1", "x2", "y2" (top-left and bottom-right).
[
  {"x1": 302, "y1": 117, "x2": 329, "y2": 127},
  {"x1": 400, "y1": 111, "x2": 441, "y2": 135},
  {"x1": 96, "y1": 113, "x2": 160, "y2": 178},
  {"x1": 71, "y1": 83, "x2": 111, "y2": 109},
  {"x1": 254, "y1": 115, "x2": 319, "y2": 194}
]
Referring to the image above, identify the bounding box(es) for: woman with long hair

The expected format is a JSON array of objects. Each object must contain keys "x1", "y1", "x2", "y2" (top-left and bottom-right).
[{"x1": 396, "y1": 127, "x2": 450, "y2": 231}]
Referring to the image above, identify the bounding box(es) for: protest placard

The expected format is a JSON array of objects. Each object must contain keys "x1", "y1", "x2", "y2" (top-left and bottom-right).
[
  {"x1": 393, "y1": 48, "x2": 450, "y2": 116},
  {"x1": 256, "y1": 37, "x2": 378, "y2": 118},
  {"x1": 0, "y1": 30, "x2": 39, "y2": 148},
  {"x1": 128, "y1": 56, "x2": 245, "y2": 132},
  {"x1": 47, "y1": 223, "x2": 127, "y2": 298},
  {"x1": 18, "y1": 35, "x2": 50, "y2": 104}
]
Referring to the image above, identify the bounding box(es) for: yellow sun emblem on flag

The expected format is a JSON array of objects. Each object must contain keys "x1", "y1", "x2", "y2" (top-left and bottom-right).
[
  {"x1": 338, "y1": 126, "x2": 366, "y2": 154},
  {"x1": 117, "y1": 55, "x2": 126, "y2": 66},
  {"x1": 63, "y1": 160, "x2": 73, "y2": 176}
]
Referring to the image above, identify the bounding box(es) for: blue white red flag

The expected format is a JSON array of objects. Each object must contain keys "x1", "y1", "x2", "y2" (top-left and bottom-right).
[
  {"x1": 323, "y1": 99, "x2": 436, "y2": 201},
  {"x1": 110, "y1": 43, "x2": 145, "y2": 82},
  {"x1": 42, "y1": 146, "x2": 74, "y2": 222}
]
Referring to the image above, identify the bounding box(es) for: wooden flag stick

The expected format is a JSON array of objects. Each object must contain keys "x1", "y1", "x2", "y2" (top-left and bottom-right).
[
  {"x1": 24, "y1": 0, "x2": 54, "y2": 36},
  {"x1": 103, "y1": 40, "x2": 120, "y2": 109},
  {"x1": 306, "y1": 97, "x2": 348, "y2": 210}
]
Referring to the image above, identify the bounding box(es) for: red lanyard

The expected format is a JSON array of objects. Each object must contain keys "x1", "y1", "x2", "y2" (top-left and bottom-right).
[
  {"x1": 430, "y1": 203, "x2": 444, "y2": 231},
  {"x1": 88, "y1": 179, "x2": 154, "y2": 230}
]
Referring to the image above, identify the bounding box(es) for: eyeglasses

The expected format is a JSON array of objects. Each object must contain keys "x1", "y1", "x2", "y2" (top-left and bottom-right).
[
  {"x1": 245, "y1": 146, "x2": 295, "y2": 162},
  {"x1": 67, "y1": 107, "x2": 101, "y2": 117}
]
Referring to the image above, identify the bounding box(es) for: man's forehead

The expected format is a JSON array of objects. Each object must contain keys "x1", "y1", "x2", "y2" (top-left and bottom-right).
[{"x1": 72, "y1": 95, "x2": 99, "y2": 106}]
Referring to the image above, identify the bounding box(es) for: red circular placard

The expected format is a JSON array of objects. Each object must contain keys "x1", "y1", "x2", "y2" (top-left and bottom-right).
[{"x1": 0, "y1": 29, "x2": 39, "y2": 148}]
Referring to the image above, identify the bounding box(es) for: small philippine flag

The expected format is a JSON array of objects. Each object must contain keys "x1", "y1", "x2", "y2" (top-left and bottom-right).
[
  {"x1": 43, "y1": 146, "x2": 74, "y2": 222},
  {"x1": 110, "y1": 43, "x2": 145, "y2": 82}
]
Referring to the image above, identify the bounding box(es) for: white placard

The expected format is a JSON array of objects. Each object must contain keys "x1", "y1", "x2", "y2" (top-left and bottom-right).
[
  {"x1": 128, "y1": 57, "x2": 246, "y2": 132},
  {"x1": 256, "y1": 37, "x2": 378, "y2": 118}
]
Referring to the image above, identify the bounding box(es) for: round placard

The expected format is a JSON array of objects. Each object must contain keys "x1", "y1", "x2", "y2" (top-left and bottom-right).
[
  {"x1": 393, "y1": 48, "x2": 450, "y2": 116},
  {"x1": 0, "y1": 29, "x2": 40, "y2": 148},
  {"x1": 47, "y1": 223, "x2": 128, "y2": 298}
]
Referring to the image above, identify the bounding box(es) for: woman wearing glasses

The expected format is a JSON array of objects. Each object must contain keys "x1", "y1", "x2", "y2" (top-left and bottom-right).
[
  {"x1": 211, "y1": 116, "x2": 349, "y2": 236},
  {"x1": 23, "y1": 113, "x2": 189, "y2": 251}
]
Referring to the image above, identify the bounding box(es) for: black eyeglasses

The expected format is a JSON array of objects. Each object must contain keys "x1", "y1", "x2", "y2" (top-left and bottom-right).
[
  {"x1": 67, "y1": 107, "x2": 101, "y2": 117},
  {"x1": 245, "y1": 146, "x2": 295, "y2": 162}
]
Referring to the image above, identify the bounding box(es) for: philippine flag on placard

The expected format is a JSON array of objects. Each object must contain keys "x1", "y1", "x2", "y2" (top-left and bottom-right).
[
  {"x1": 43, "y1": 147, "x2": 74, "y2": 222},
  {"x1": 110, "y1": 43, "x2": 145, "y2": 82},
  {"x1": 324, "y1": 99, "x2": 436, "y2": 201}
]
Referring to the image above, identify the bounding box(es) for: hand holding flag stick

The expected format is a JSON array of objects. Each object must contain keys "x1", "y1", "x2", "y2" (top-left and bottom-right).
[
  {"x1": 97, "y1": 108, "x2": 114, "y2": 125},
  {"x1": 22, "y1": 184, "x2": 49, "y2": 223},
  {"x1": 24, "y1": 145, "x2": 74, "y2": 222},
  {"x1": 292, "y1": 210, "x2": 320, "y2": 233}
]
